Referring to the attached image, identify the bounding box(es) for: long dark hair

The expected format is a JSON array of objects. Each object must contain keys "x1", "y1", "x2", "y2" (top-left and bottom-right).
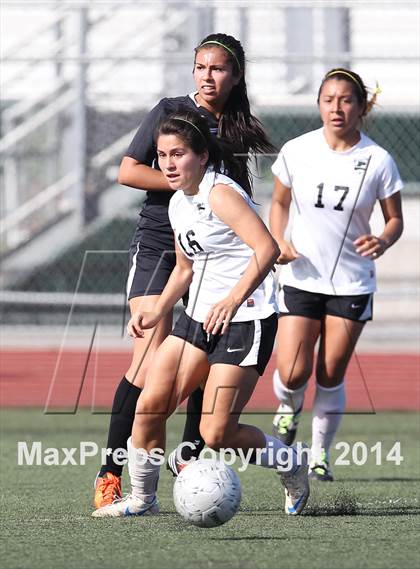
[
  {"x1": 155, "y1": 109, "x2": 251, "y2": 196},
  {"x1": 195, "y1": 33, "x2": 277, "y2": 192}
]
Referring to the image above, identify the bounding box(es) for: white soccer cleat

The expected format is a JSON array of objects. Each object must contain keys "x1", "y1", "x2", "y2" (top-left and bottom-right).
[
  {"x1": 279, "y1": 444, "x2": 310, "y2": 516},
  {"x1": 91, "y1": 494, "x2": 159, "y2": 518},
  {"x1": 166, "y1": 448, "x2": 190, "y2": 477}
]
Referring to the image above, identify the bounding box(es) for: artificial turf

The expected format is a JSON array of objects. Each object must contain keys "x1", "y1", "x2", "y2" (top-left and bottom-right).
[{"x1": 1, "y1": 409, "x2": 419, "y2": 569}]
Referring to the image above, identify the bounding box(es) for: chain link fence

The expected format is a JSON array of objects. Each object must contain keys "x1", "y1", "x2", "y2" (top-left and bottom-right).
[{"x1": 1, "y1": 0, "x2": 419, "y2": 327}]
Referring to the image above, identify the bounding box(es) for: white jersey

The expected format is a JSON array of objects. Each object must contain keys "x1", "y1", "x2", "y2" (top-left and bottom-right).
[
  {"x1": 168, "y1": 170, "x2": 278, "y2": 322},
  {"x1": 271, "y1": 128, "x2": 403, "y2": 295}
]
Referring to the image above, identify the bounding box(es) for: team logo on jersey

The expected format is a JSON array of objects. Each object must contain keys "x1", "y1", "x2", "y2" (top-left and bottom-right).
[
  {"x1": 246, "y1": 298, "x2": 255, "y2": 307},
  {"x1": 195, "y1": 202, "x2": 209, "y2": 219},
  {"x1": 354, "y1": 158, "x2": 369, "y2": 171}
]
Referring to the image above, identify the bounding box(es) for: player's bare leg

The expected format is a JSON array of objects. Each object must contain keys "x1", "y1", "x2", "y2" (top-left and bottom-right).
[
  {"x1": 132, "y1": 336, "x2": 209, "y2": 451},
  {"x1": 199, "y1": 364, "x2": 310, "y2": 516},
  {"x1": 126, "y1": 295, "x2": 174, "y2": 388},
  {"x1": 316, "y1": 315, "x2": 365, "y2": 388},
  {"x1": 93, "y1": 337, "x2": 209, "y2": 518},
  {"x1": 310, "y1": 315, "x2": 365, "y2": 480},
  {"x1": 199, "y1": 364, "x2": 262, "y2": 450},
  {"x1": 94, "y1": 295, "x2": 172, "y2": 508}
]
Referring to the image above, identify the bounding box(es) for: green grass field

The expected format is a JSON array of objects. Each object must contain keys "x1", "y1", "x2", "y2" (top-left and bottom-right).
[{"x1": 1, "y1": 409, "x2": 419, "y2": 569}]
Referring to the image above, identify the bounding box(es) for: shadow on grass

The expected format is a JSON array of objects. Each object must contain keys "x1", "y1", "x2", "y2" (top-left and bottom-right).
[
  {"x1": 207, "y1": 536, "x2": 285, "y2": 541},
  {"x1": 341, "y1": 477, "x2": 420, "y2": 483},
  {"x1": 239, "y1": 506, "x2": 420, "y2": 517},
  {"x1": 306, "y1": 505, "x2": 420, "y2": 517},
  {"x1": 307, "y1": 487, "x2": 420, "y2": 517},
  {"x1": 241, "y1": 486, "x2": 420, "y2": 518}
]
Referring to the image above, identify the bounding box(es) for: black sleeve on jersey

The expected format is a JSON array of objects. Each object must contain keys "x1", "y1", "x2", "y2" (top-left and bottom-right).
[
  {"x1": 125, "y1": 96, "x2": 195, "y2": 168},
  {"x1": 125, "y1": 99, "x2": 171, "y2": 166}
]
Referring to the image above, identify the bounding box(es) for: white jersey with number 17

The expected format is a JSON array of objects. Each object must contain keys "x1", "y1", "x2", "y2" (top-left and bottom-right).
[{"x1": 271, "y1": 128, "x2": 403, "y2": 295}]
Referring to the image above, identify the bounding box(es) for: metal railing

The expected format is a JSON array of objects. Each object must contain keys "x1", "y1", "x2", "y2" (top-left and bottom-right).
[{"x1": 1, "y1": 0, "x2": 419, "y2": 289}]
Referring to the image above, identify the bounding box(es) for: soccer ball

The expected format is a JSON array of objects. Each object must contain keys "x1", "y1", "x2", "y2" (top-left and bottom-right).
[{"x1": 173, "y1": 458, "x2": 241, "y2": 528}]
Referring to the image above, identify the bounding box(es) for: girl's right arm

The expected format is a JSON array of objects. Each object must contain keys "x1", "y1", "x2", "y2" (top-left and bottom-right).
[
  {"x1": 127, "y1": 241, "x2": 193, "y2": 338},
  {"x1": 269, "y1": 177, "x2": 299, "y2": 264},
  {"x1": 117, "y1": 100, "x2": 173, "y2": 192},
  {"x1": 118, "y1": 157, "x2": 171, "y2": 191}
]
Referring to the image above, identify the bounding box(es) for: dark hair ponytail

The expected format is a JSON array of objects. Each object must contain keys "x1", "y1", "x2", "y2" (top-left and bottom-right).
[
  {"x1": 155, "y1": 109, "x2": 249, "y2": 195},
  {"x1": 195, "y1": 33, "x2": 277, "y2": 193}
]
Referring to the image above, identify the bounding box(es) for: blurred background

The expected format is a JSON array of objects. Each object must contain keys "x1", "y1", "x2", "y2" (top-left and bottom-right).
[{"x1": 1, "y1": 0, "x2": 419, "y2": 353}]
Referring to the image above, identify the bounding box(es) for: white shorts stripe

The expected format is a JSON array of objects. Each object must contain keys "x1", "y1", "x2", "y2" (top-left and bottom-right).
[
  {"x1": 126, "y1": 242, "x2": 140, "y2": 300},
  {"x1": 359, "y1": 294, "x2": 373, "y2": 321},
  {"x1": 278, "y1": 288, "x2": 289, "y2": 313},
  {"x1": 239, "y1": 320, "x2": 261, "y2": 368}
]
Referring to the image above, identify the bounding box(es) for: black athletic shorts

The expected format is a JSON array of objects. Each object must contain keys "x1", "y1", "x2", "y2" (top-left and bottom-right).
[
  {"x1": 279, "y1": 285, "x2": 373, "y2": 322},
  {"x1": 171, "y1": 311, "x2": 278, "y2": 376},
  {"x1": 126, "y1": 210, "x2": 175, "y2": 299}
]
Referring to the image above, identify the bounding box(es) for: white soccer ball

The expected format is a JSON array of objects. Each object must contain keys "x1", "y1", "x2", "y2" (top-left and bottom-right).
[{"x1": 173, "y1": 458, "x2": 241, "y2": 528}]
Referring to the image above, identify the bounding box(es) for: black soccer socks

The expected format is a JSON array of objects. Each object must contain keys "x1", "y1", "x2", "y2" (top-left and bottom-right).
[{"x1": 99, "y1": 377, "x2": 142, "y2": 477}]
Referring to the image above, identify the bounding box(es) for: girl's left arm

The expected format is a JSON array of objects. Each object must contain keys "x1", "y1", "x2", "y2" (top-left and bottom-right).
[
  {"x1": 354, "y1": 191, "x2": 404, "y2": 258},
  {"x1": 205, "y1": 184, "x2": 280, "y2": 335}
]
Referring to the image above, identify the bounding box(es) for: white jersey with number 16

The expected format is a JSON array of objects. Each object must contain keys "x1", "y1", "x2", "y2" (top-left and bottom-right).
[{"x1": 168, "y1": 170, "x2": 278, "y2": 323}]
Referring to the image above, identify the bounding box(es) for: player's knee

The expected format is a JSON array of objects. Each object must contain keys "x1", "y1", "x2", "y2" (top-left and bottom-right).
[
  {"x1": 134, "y1": 394, "x2": 170, "y2": 426},
  {"x1": 132, "y1": 410, "x2": 154, "y2": 433},
  {"x1": 316, "y1": 360, "x2": 343, "y2": 386},
  {"x1": 200, "y1": 424, "x2": 229, "y2": 451},
  {"x1": 278, "y1": 360, "x2": 312, "y2": 389}
]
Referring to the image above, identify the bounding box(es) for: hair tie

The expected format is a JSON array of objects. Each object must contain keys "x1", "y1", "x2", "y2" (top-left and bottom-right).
[
  {"x1": 198, "y1": 40, "x2": 241, "y2": 72},
  {"x1": 373, "y1": 81, "x2": 382, "y2": 96},
  {"x1": 326, "y1": 70, "x2": 364, "y2": 93},
  {"x1": 172, "y1": 117, "x2": 206, "y2": 140},
  {"x1": 365, "y1": 81, "x2": 381, "y2": 115}
]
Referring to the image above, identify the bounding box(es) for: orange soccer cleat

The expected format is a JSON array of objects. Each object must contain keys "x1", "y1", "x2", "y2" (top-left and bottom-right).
[{"x1": 93, "y1": 472, "x2": 122, "y2": 509}]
